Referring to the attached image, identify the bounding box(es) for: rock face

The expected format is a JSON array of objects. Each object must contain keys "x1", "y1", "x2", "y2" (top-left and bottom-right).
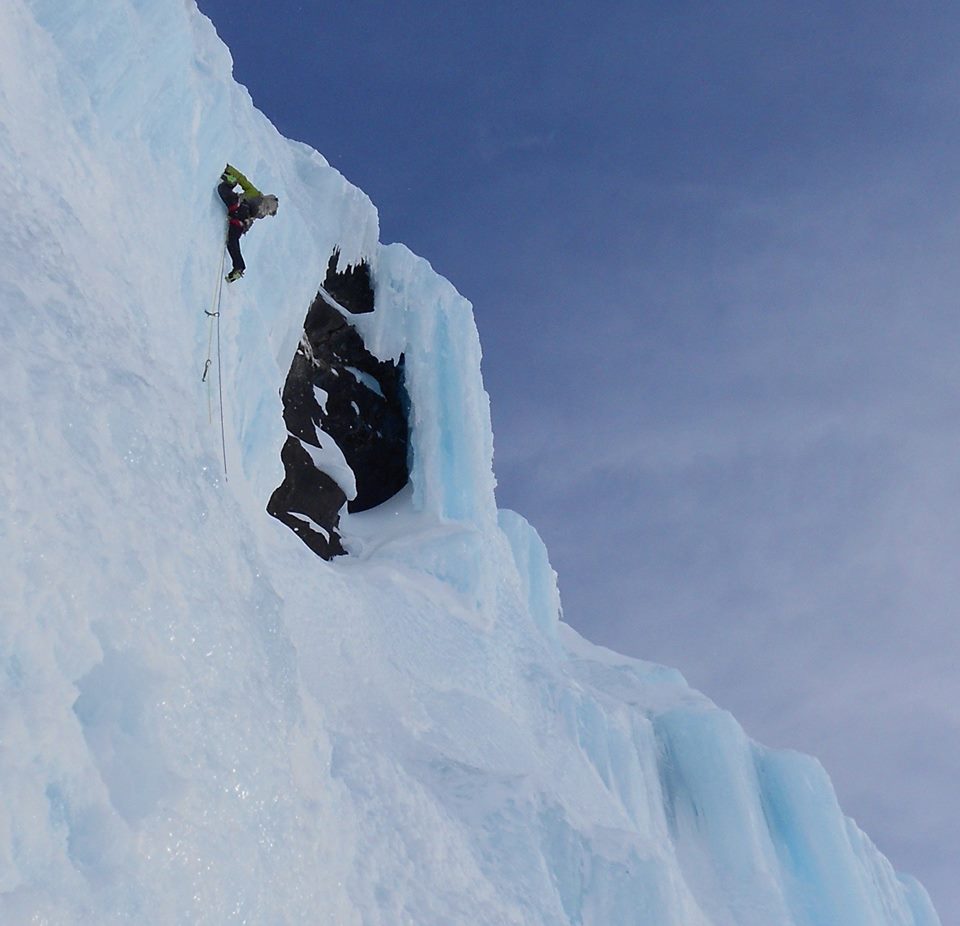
[
  {"x1": 267, "y1": 254, "x2": 410, "y2": 558},
  {"x1": 319, "y1": 250, "x2": 375, "y2": 315}
]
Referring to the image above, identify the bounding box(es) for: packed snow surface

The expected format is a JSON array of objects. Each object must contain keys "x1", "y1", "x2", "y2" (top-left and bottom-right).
[{"x1": 0, "y1": 1, "x2": 941, "y2": 924}]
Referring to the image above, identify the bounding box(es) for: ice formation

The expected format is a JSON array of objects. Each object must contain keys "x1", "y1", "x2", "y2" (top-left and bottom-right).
[{"x1": 0, "y1": 0, "x2": 941, "y2": 923}]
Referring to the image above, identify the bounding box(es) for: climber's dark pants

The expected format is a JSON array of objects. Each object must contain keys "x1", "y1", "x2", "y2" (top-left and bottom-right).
[
  {"x1": 226, "y1": 224, "x2": 245, "y2": 273},
  {"x1": 218, "y1": 181, "x2": 246, "y2": 273}
]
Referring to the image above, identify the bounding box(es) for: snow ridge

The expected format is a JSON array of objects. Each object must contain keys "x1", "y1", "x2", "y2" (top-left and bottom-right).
[{"x1": 0, "y1": 1, "x2": 941, "y2": 923}]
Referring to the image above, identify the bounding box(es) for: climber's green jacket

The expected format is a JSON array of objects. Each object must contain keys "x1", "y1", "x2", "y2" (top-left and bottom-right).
[{"x1": 222, "y1": 163, "x2": 262, "y2": 199}]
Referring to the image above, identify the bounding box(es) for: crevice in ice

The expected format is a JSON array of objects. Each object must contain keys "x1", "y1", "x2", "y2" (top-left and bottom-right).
[
  {"x1": 322, "y1": 248, "x2": 375, "y2": 315},
  {"x1": 268, "y1": 252, "x2": 410, "y2": 558}
]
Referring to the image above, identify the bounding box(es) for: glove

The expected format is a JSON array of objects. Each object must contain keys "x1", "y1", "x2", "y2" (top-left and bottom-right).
[{"x1": 221, "y1": 164, "x2": 239, "y2": 184}]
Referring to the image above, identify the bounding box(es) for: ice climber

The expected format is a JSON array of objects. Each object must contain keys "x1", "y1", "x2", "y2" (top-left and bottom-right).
[{"x1": 217, "y1": 164, "x2": 279, "y2": 282}]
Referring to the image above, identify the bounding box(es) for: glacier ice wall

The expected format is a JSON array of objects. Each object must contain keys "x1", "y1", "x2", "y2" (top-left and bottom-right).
[{"x1": 0, "y1": 0, "x2": 941, "y2": 924}]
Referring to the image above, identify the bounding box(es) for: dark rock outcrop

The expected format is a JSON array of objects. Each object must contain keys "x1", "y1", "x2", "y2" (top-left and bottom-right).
[
  {"x1": 322, "y1": 249, "x2": 375, "y2": 315},
  {"x1": 266, "y1": 437, "x2": 348, "y2": 559},
  {"x1": 268, "y1": 255, "x2": 409, "y2": 559}
]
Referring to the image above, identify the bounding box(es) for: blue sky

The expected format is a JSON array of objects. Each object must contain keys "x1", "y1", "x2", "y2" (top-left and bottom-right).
[{"x1": 197, "y1": 1, "x2": 959, "y2": 918}]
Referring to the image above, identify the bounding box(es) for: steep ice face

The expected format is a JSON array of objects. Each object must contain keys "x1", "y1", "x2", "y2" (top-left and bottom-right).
[{"x1": 0, "y1": 1, "x2": 941, "y2": 924}]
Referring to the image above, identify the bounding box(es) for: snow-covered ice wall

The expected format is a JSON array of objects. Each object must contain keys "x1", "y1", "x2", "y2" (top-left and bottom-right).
[{"x1": 0, "y1": 0, "x2": 941, "y2": 923}]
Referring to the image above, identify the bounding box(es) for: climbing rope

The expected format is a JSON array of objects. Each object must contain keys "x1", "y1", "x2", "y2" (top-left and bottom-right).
[{"x1": 202, "y1": 242, "x2": 229, "y2": 480}]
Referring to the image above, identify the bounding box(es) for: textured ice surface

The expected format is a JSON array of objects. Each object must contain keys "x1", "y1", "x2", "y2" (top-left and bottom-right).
[{"x1": 0, "y1": 1, "x2": 941, "y2": 923}]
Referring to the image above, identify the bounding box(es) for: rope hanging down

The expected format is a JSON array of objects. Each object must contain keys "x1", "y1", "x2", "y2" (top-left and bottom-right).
[{"x1": 202, "y1": 243, "x2": 229, "y2": 480}]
